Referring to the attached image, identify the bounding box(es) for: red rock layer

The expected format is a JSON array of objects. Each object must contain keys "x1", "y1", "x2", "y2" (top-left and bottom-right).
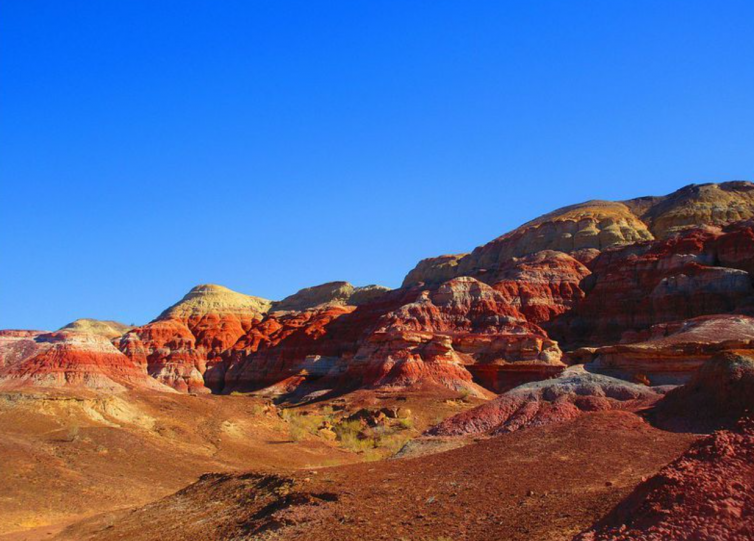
[
  {"x1": 489, "y1": 250, "x2": 591, "y2": 324},
  {"x1": 221, "y1": 278, "x2": 563, "y2": 396},
  {"x1": 343, "y1": 277, "x2": 562, "y2": 395},
  {"x1": 222, "y1": 305, "x2": 356, "y2": 393},
  {"x1": 574, "y1": 419, "x2": 754, "y2": 541},
  {"x1": 119, "y1": 285, "x2": 271, "y2": 393},
  {"x1": 0, "y1": 331, "x2": 171, "y2": 392}
]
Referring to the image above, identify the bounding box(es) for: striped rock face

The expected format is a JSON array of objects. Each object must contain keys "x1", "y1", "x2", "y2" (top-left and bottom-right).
[
  {"x1": 119, "y1": 284, "x2": 273, "y2": 393},
  {"x1": 0, "y1": 331, "x2": 173, "y2": 392},
  {"x1": 551, "y1": 223, "x2": 754, "y2": 349}
]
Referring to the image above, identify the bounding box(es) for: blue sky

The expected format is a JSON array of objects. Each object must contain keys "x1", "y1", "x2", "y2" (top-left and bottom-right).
[{"x1": 1, "y1": 1, "x2": 753, "y2": 330}]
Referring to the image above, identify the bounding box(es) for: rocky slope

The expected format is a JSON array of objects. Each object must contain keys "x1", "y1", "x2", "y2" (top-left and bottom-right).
[
  {"x1": 574, "y1": 419, "x2": 754, "y2": 541},
  {"x1": 404, "y1": 181, "x2": 754, "y2": 287}
]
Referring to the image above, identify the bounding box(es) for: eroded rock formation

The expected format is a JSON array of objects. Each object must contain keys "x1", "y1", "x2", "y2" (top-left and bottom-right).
[
  {"x1": 0, "y1": 331, "x2": 172, "y2": 392},
  {"x1": 567, "y1": 315, "x2": 754, "y2": 384}
]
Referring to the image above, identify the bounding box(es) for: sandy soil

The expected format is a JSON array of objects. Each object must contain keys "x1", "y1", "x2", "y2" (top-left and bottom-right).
[
  {"x1": 56, "y1": 410, "x2": 696, "y2": 541},
  {"x1": 0, "y1": 385, "x2": 478, "y2": 538}
]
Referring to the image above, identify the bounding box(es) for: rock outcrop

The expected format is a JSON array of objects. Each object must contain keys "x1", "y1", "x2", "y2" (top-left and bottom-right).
[
  {"x1": 568, "y1": 315, "x2": 754, "y2": 384},
  {"x1": 273, "y1": 282, "x2": 390, "y2": 312},
  {"x1": 427, "y1": 366, "x2": 660, "y2": 437},
  {"x1": 344, "y1": 277, "x2": 563, "y2": 395},
  {"x1": 574, "y1": 418, "x2": 754, "y2": 541},
  {"x1": 490, "y1": 250, "x2": 591, "y2": 324},
  {"x1": 0, "y1": 330, "x2": 49, "y2": 369},
  {"x1": 652, "y1": 351, "x2": 754, "y2": 431},
  {"x1": 552, "y1": 224, "x2": 754, "y2": 347},
  {"x1": 222, "y1": 277, "x2": 563, "y2": 396}
]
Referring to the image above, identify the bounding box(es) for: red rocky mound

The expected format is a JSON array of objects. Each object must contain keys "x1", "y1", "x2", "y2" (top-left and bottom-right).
[
  {"x1": 427, "y1": 366, "x2": 660, "y2": 437},
  {"x1": 574, "y1": 419, "x2": 754, "y2": 541},
  {"x1": 119, "y1": 284, "x2": 273, "y2": 393}
]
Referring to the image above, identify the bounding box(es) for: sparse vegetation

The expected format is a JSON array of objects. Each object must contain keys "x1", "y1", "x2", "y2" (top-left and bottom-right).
[{"x1": 280, "y1": 406, "x2": 417, "y2": 459}]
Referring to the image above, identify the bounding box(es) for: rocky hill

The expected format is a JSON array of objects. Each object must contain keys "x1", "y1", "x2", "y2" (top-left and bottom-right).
[{"x1": 4, "y1": 181, "x2": 754, "y2": 400}]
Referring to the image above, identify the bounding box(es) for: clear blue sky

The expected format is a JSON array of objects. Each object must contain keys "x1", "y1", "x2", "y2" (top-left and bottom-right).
[{"x1": 2, "y1": 1, "x2": 753, "y2": 330}]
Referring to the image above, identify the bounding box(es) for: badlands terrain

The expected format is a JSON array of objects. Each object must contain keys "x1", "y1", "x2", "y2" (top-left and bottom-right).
[{"x1": 3, "y1": 181, "x2": 754, "y2": 540}]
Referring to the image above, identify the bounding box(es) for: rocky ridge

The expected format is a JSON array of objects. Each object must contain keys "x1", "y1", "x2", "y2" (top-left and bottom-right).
[{"x1": 4, "y1": 181, "x2": 754, "y2": 398}]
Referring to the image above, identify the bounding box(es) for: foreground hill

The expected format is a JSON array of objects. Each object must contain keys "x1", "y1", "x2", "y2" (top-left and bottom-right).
[{"x1": 55, "y1": 411, "x2": 694, "y2": 541}]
